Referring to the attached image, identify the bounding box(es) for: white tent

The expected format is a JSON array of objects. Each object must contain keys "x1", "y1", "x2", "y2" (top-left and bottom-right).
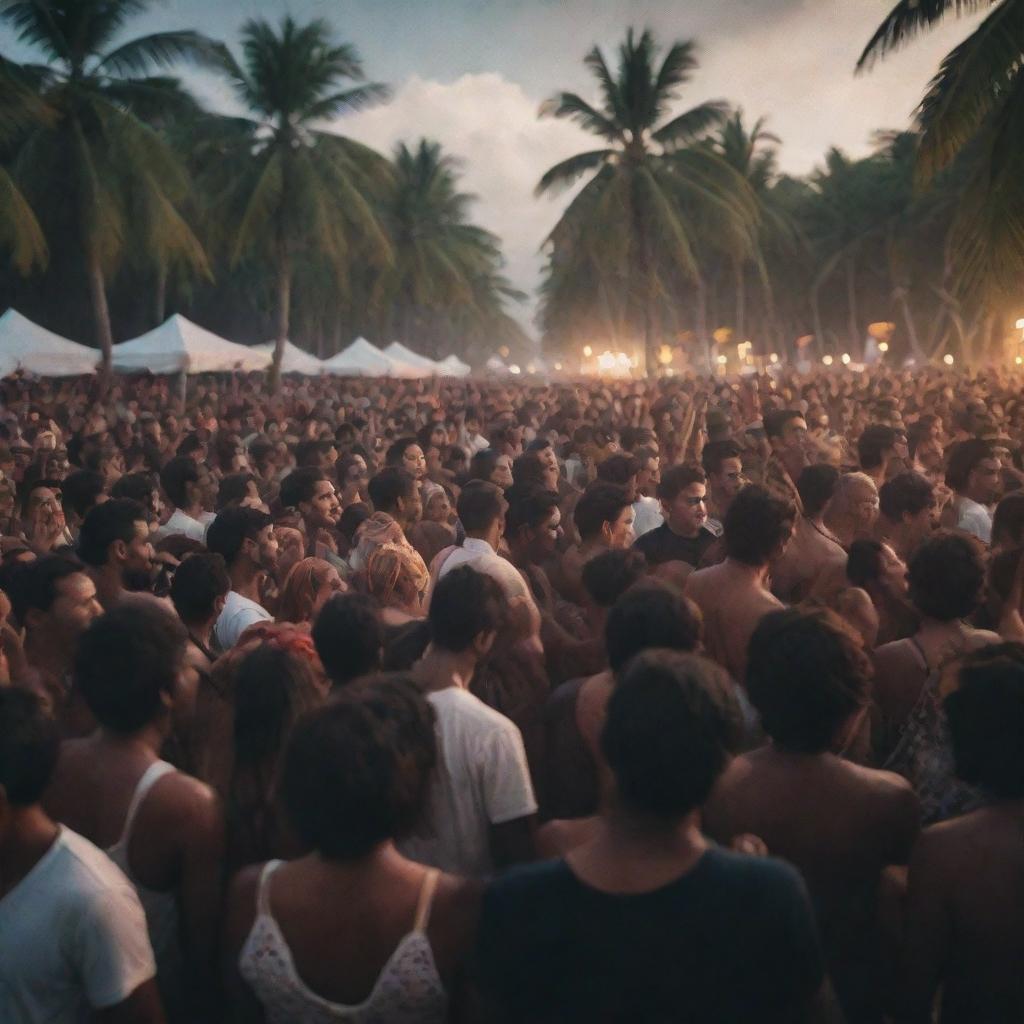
[
  {"x1": 112, "y1": 315, "x2": 272, "y2": 374},
  {"x1": 437, "y1": 354, "x2": 471, "y2": 377},
  {"x1": 255, "y1": 340, "x2": 324, "y2": 375},
  {"x1": 322, "y1": 337, "x2": 428, "y2": 378},
  {"x1": 383, "y1": 341, "x2": 442, "y2": 375},
  {"x1": 0, "y1": 309, "x2": 98, "y2": 376}
]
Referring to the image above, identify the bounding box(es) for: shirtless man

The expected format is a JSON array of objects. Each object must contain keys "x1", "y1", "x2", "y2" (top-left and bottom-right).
[
  {"x1": 875, "y1": 471, "x2": 936, "y2": 562},
  {"x1": 685, "y1": 485, "x2": 794, "y2": 683},
  {"x1": 771, "y1": 464, "x2": 845, "y2": 602},
  {"x1": 902, "y1": 647, "x2": 1024, "y2": 1022},
  {"x1": 823, "y1": 472, "x2": 879, "y2": 549},
  {"x1": 704, "y1": 607, "x2": 920, "y2": 1023}
]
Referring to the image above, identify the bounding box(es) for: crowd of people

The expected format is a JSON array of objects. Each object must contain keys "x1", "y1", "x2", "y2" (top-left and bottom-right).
[{"x1": 2, "y1": 363, "x2": 1024, "y2": 1022}]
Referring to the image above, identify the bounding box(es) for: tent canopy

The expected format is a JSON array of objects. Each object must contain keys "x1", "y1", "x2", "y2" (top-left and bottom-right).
[
  {"x1": 437, "y1": 354, "x2": 471, "y2": 377},
  {"x1": 383, "y1": 341, "x2": 441, "y2": 374},
  {"x1": 255, "y1": 340, "x2": 324, "y2": 375},
  {"x1": 112, "y1": 315, "x2": 271, "y2": 374},
  {"x1": 0, "y1": 309, "x2": 98, "y2": 377},
  {"x1": 322, "y1": 337, "x2": 428, "y2": 378}
]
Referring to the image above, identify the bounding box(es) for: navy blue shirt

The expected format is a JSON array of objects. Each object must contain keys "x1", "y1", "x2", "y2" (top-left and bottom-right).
[{"x1": 477, "y1": 846, "x2": 823, "y2": 1023}]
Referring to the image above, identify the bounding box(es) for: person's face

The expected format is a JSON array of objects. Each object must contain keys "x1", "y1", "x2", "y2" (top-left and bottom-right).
[
  {"x1": 712, "y1": 457, "x2": 744, "y2": 500},
  {"x1": 852, "y1": 482, "x2": 880, "y2": 529},
  {"x1": 197, "y1": 467, "x2": 218, "y2": 511},
  {"x1": 303, "y1": 479, "x2": 341, "y2": 529},
  {"x1": 45, "y1": 572, "x2": 102, "y2": 644},
  {"x1": 779, "y1": 417, "x2": 809, "y2": 452},
  {"x1": 902, "y1": 495, "x2": 937, "y2": 546},
  {"x1": 968, "y1": 457, "x2": 1002, "y2": 504},
  {"x1": 892, "y1": 433, "x2": 909, "y2": 462},
  {"x1": 402, "y1": 444, "x2": 427, "y2": 480},
  {"x1": 425, "y1": 490, "x2": 452, "y2": 523},
  {"x1": 401, "y1": 481, "x2": 423, "y2": 526},
  {"x1": 879, "y1": 543, "x2": 909, "y2": 597},
  {"x1": 637, "y1": 457, "x2": 660, "y2": 494},
  {"x1": 430, "y1": 426, "x2": 447, "y2": 449},
  {"x1": 256, "y1": 525, "x2": 279, "y2": 572},
  {"x1": 491, "y1": 455, "x2": 514, "y2": 490},
  {"x1": 466, "y1": 418, "x2": 481, "y2": 438},
  {"x1": 312, "y1": 566, "x2": 346, "y2": 618},
  {"x1": 664, "y1": 482, "x2": 708, "y2": 537},
  {"x1": 605, "y1": 505, "x2": 636, "y2": 550},
  {"x1": 46, "y1": 450, "x2": 70, "y2": 480},
  {"x1": 532, "y1": 506, "x2": 562, "y2": 557},
  {"x1": 27, "y1": 486, "x2": 59, "y2": 519},
  {"x1": 121, "y1": 520, "x2": 156, "y2": 591}
]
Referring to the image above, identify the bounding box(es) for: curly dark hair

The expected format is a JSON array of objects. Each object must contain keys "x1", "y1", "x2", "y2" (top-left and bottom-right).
[
  {"x1": 879, "y1": 472, "x2": 934, "y2": 522},
  {"x1": 907, "y1": 531, "x2": 984, "y2": 621},
  {"x1": 723, "y1": 485, "x2": 795, "y2": 566},
  {"x1": 581, "y1": 549, "x2": 648, "y2": 609},
  {"x1": 797, "y1": 464, "x2": 840, "y2": 520},
  {"x1": 601, "y1": 651, "x2": 741, "y2": 820},
  {"x1": 746, "y1": 607, "x2": 871, "y2": 754},
  {"x1": 281, "y1": 676, "x2": 437, "y2": 859},
  {"x1": 0, "y1": 688, "x2": 59, "y2": 806},
  {"x1": 605, "y1": 580, "x2": 702, "y2": 672},
  {"x1": 574, "y1": 482, "x2": 632, "y2": 542}
]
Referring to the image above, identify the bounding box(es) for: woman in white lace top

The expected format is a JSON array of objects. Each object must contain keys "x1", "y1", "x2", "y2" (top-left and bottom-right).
[{"x1": 223, "y1": 676, "x2": 481, "y2": 1023}]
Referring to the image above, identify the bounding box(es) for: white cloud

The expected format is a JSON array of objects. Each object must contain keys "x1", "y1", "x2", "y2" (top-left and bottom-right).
[{"x1": 340, "y1": 73, "x2": 593, "y2": 338}]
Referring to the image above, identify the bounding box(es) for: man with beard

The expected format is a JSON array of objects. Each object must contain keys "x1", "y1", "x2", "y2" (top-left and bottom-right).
[
  {"x1": 279, "y1": 467, "x2": 342, "y2": 558},
  {"x1": 77, "y1": 499, "x2": 158, "y2": 610},
  {"x1": 205, "y1": 507, "x2": 278, "y2": 651},
  {"x1": 946, "y1": 439, "x2": 1001, "y2": 544}
]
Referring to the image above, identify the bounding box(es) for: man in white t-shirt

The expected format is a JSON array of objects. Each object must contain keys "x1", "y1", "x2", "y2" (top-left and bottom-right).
[
  {"x1": 153, "y1": 455, "x2": 218, "y2": 543},
  {"x1": 0, "y1": 689, "x2": 161, "y2": 1023},
  {"x1": 206, "y1": 506, "x2": 278, "y2": 650},
  {"x1": 402, "y1": 565, "x2": 537, "y2": 877},
  {"x1": 947, "y1": 439, "x2": 1001, "y2": 545}
]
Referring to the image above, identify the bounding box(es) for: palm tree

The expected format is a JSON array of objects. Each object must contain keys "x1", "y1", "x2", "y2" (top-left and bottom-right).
[
  {"x1": 536, "y1": 28, "x2": 756, "y2": 372},
  {"x1": 0, "y1": 0, "x2": 219, "y2": 383},
  {"x1": 204, "y1": 16, "x2": 393, "y2": 390},
  {"x1": 371, "y1": 139, "x2": 520, "y2": 358},
  {"x1": 858, "y1": 0, "x2": 1024, "y2": 299}
]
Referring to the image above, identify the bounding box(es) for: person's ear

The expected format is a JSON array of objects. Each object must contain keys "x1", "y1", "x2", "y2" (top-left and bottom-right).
[
  {"x1": 600, "y1": 520, "x2": 614, "y2": 545},
  {"x1": 214, "y1": 594, "x2": 226, "y2": 618},
  {"x1": 474, "y1": 629, "x2": 496, "y2": 659},
  {"x1": 112, "y1": 539, "x2": 128, "y2": 563}
]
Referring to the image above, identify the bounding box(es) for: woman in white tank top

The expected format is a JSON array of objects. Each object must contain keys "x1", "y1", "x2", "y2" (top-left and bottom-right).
[{"x1": 225, "y1": 676, "x2": 481, "y2": 1023}]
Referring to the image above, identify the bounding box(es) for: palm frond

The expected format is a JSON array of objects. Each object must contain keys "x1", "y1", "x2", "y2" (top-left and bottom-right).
[
  {"x1": 535, "y1": 149, "x2": 614, "y2": 196},
  {"x1": 303, "y1": 83, "x2": 391, "y2": 122},
  {"x1": 538, "y1": 91, "x2": 623, "y2": 141},
  {"x1": 230, "y1": 149, "x2": 284, "y2": 265},
  {"x1": 0, "y1": 164, "x2": 47, "y2": 273},
  {"x1": 582, "y1": 44, "x2": 626, "y2": 124},
  {"x1": 652, "y1": 100, "x2": 729, "y2": 147},
  {"x1": 857, "y1": 0, "x2": 996, "y2": 69},
  {"x1": 93, "y1": 29, "x2": 229, "y2": 77}
]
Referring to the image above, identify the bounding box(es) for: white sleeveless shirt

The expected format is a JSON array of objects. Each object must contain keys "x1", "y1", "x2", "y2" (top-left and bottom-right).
[{"x1": 239, "y1": 863, "x2": 447, "y2": 1023}]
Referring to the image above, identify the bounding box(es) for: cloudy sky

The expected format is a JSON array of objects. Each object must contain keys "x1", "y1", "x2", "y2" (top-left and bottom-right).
[{"x1": 1, "y1": 1, "x2": 983, "y2": 335}]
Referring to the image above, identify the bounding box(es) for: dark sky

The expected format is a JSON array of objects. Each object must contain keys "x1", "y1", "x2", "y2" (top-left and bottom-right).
[{"x1": 0, "y1": 1, "x2": 981, "y2": 334}]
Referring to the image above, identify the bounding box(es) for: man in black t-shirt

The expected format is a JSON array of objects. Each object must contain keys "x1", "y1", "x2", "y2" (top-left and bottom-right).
[{"x1": 634, "y1": 464, "x2": 720, "y2": 568}]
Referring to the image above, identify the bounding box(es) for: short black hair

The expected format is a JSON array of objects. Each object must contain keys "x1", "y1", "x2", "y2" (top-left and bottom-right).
[
  {"x1": 367, "y1": 467, "x2": 416, "y2": 516},
  {"x1": 469, "y1": 448, "x2": 502, "y2": 484},
  {"x1": 764, "y1": 409, "x2": 804, "y2": 441},
  {"x1": 312, "y1": 592, "x2": 383, "y2": 687},
  {"x1": 506, "y1": 485, "x2": 559, "y2": 538},
  {"x1": 602, "y1": 651, "x2": 740, "y2": 820},
  {"x1": 8, "y1": 553, "x2": 86, "y2": 626},
  {"x1": 747, "y1": 608, "x2": 871, "y2": 754},
  {"x1": 846, "y1": 539, "x2": 885, "y2": 588},
  {"x1": 385, "y1": 437, "x2": 420, "y2": 467},
  {"x1": 908, "y1": 532, "x2": 984, "y2": 621},
  {"x1": 605, "y1": 580, "x2": 702, "y2": 672},
  {"x1": 281, "y1": 676, "x2": 436, "y2": 859},
  {"x1": 511, "y1": 452, "x2": 547, "y2": 489},
  {"x1": 457, "y1": 480, "x2": 506, "y2": 534},
  {"x1": 857, "y1": 424, "x2": 898, "y2": 471},
  {"x1": 111, "y1": 471, "x2": 158, "y2": 508},
  {"x1": 574, "y1": 482, "x2": 632, "y2": 542},
  {"x1": 597, "y1": 454, "x2": 639, "y2": 487},
  {"x1": 992, "y1": 493, "x2": 1024, "y2": 549},
  {"x1": 945, "y1": 439, "x2": 995, "y2": 493},
  {"x1": 205, "y1": 507, "x2": 272, "y2": 568},
  {"x1": 429, "y1": 565, "x2": 503, "y2": 652},
  {"x1": 74, "y1": 602, "x2": 188, "y2": 733},
  {"x1": 280, "y1": 467, "x2": 327, "y2": 510},
  {"x1": 656, "y1": 464, "x2": 706, "y2": 503},
  {"x1": 701, "y1": 440, "x2": 742, "y2": 477},
  {"x1": 724, "y1": 485, "x2": 795, "y2": 566},
  {"x1": 61, "y1": 469, "x2": 106, "y2": 520},
  {"x1": 581, "y1": 549, "x2": 647, "y2": 608},
  {"x1": 879, "y1": 472, "x2": 934, "y2": 522},
  {"x1": 170, "y1": 552, "x2": 230, "y2": 624},
  {"x1": 160, "y1": 455, "x2": 200, "y2": 509},
  {"x1": 797, "y1": 464, "x2": 840, "y2": 519},
  {"x1": 218, "y1": 472, "x2": 259, "y2": 511},
  {"x1": 947, "y1": 647, "x2": 1024, "y2": 799},
  {"x1": 77, "y1": 498, "x2": 148, "y2": 568},
  {"x1": 0, "y1": 688, "x2": 59, "y2": 806}
]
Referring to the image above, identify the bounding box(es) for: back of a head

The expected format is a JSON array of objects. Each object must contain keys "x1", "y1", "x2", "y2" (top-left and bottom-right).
[
  {"x1": 857, "y1": 424, "x2": 897, "y2": 471},
  {"x1": 601, "y1": 650, "x2": 740, "y2": 822},
  {"x1": 111, "y1": 471, "x2": 157, "y2": 507},
  {"x1": 77, "y1": 498, "x2": 147, "y2": 568},
  {"x1": 993, "y1": 492, "x2": 1024, "y2": 549},
  {"x1": 582, "y1": 548, "x2": 648, "y2": 609},
  {"x1": 947, "y1": 648, "x2": 1024, "y2": 798},
  {"x1": 62, "y1": 469, "x2": 106, "y2": 521},
  {"x1": 218, "y1": 472, "x2": 259, "y2": 511},
  {"x1": 879, "y1": 471, "x2": 934, "y2": 523},
  {"x1": 429, "y1": 565, "x2": 502, "y2": 653},
  {"x1": 281, "y1": 676, "x2": 436, "y2": 860},
  {"x1": 605, "y1": 580, "x2": 702, "y2": 672},
  {"x1": 846, "y1": 539, "x2": 884, "y2": 589},
  {"x1": 723, "y1": 485, "x2": 795, "y2": 566},
  {"x1": 797, "y1": 464, "x2": 840, "y2": 519},
  {"x1": 596, "y1": 453, "x2": 639, "y2": 487},
  {"x1": 945, "y1": 438, "x2": 993, "y2": 493},
  {"x1": 0, "y1": 688, "x2": 59, "y2": 807},
  {"x1": 312, "y1": 591, "x2": 383, "y2": 687},
  {"x1": 456, "y1": 480, "x2": 505, "y2": 535},
  {"x1": 74, "y1": 602, "x2": 188, "y2": 734},
  {"x1": 908, "y1": 531, "x2": 984, "y2": 621},
  {"x1": 511, "y1": 452, "x2": 546, "y2": 489},
  {"x1": 574, "y1": 482, "x2": 631, "y2": 542},
  {"x1": 170, "y1": 552, "x2": 230, "y2": 625},
  {"x1": 468, "y1": 448, "x2": 500, "y2": 483},
  {"x1": 746, "y1": 607, "x2": 871, "y2": 754},
  {"x1": 368, "y1": 467, "x2": 414, "y2": 516},
  {"x1": 206, "y1": 506, "x2": 271, "y2": 567},
  {"x1": 160, "y1": 455, "x2": 199, "y2": 510}
]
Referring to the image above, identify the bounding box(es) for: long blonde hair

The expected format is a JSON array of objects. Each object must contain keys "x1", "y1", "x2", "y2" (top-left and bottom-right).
[{"x1": 366, "y1": 543, "x2": 429, "y2": 611}]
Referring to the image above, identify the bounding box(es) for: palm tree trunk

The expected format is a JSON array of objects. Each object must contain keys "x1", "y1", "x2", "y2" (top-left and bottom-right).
[
  {"x1": 895, "y1": 289, "x2": 923, "y2": 362},
  {"x1": 695, "y1": 277, "x2": 710, "y2": 371},
  {"x1": 271, "y1": 254, "x2": 290, "y2": 394},
  {"x1": 845, "y1": 258, "x2": 859, "y2": 356},
  {"x1": 734, "y1": 257, "x2": 746, "y2": 339},
  {"x1": 154, "y1": 263, "x2": 168, "y2": 326},
  {"x1": 810, "y1": 284, "x2": 825, "y2": 359},
  {"x1": 87, "y1": 249, "x2": 113, "y2": 391}
]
